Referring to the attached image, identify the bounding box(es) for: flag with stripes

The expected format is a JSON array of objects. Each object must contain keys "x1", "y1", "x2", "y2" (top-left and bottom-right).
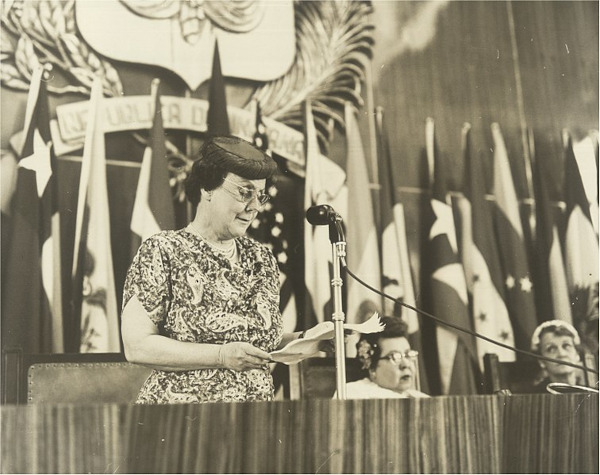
[
  {"x1": 303, "y1": 101, "x2": 335, "y2": 325},
  {"x1": 1, "y1": 67, "x2": 63, "y2": 353},
  {"x1": 345, "y1": 102, "x2": 381, "y2": 325},
  {"x1": 424, "y1": 118, "x2": 478, "y2": 394},
  {"x1": 531, "y1": 131, "x2": 571, "y2": 323},
  {"x1": 458, "y1": 123, "x2": 515, "y2": 364},
  {"x1": 376, "y1": 107, "x2": 429, "y2": 393},
  {"x1": 563, "y1": 130, "x2": 599, "y2": 355},
  {"x1": 71, "y1": 78, "x2": 120, "y2": 353},
  {"x1": 491, "y1": 123, "x2": 537, "y2": 351},
  {"x1": 130, "y1": 80, "x2": 175, "y2": 259}
]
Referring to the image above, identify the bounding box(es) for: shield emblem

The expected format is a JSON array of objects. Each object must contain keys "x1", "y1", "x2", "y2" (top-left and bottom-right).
[{"x1": 76, "y1": 0, "x2": 295, "y2": 91}]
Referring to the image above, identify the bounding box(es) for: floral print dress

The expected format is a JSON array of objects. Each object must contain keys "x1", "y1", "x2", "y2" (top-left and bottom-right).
[{"x1": 122, "y1": 229, "x2": 283, "y2": 404}]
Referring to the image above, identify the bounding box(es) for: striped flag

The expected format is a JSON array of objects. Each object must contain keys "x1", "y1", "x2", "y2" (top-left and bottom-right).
[
  {"x1": 531, "y1": 131, "x2": 571, "y2": 323},
  {"x1": 491, "y1": 123, "x2": 537, "y2": 351},
  {"x1": 71, "y1": 78, "x2": 120, "y2": 353},
  {"x1": 563, "y1": 130, "x2": 599, "y2": 355},
  {"x1": 424, "y1": 118, "x2": 478, "y2": 394},
  {"x1": 376, "y1": 107, "x2": 429, "y2": 392},
  {"x1": 207, "y1": 39, "x2": 230, "y2": 136},
  {"x1": 130, "y1": 80, "x2": 175, "y2": 259},
  {"x1": 345, "y1": 102, "x2": 382, "y2": 326},
  {"x1": 303, "y1": 101, "x2": 334, "y2": 325},
  {"x1": 458, "y1": 123, "x2": 515, "y2": 364},
  {"x1": 1, "y1": 66, "x2": 63, "y2": 353}
]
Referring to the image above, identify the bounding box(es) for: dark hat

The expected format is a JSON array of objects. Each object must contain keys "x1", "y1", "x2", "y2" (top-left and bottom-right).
[{"x1": 201, "y1": 136, "x2": 278, "y2": 179}]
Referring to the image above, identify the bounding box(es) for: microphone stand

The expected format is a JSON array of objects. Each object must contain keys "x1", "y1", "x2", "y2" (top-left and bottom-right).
[{"x1": 329, "y1": 218, "x2": 347, "y2": 400}]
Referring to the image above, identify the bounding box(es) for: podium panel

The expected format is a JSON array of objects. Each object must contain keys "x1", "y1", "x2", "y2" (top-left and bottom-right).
[{"x1": 1, "y1": 394, "x2": 597, "y2": 473}]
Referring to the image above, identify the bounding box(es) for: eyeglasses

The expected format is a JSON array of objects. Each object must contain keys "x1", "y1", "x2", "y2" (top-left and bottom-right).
[
  {"x1": 222, "y1": 178, "x2": 270, "y2": 206},
  {"x1": 379, "y1": 350, "x2": 418, "y2": 366}
]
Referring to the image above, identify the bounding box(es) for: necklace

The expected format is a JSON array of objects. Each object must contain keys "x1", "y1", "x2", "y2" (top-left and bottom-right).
[{"x1": 187, "y1": 223, "x2": 238, "y2": 261}]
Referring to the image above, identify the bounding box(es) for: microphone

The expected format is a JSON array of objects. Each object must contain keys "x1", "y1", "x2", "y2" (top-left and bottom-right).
[{"x1": 306, "y1": 205, "x2": 342, "y2": 225}]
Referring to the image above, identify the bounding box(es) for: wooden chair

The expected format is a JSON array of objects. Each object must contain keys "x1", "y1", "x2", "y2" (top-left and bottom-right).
[
  {"x1": 288, "y1": 357, "x2": 365, "y2": 399},
  {"x1": 2, "y1": 348, "x2": 152, "y2": 404},
  {"x1": 483, "y1": 352, "x2": 598, "y2": 394}
]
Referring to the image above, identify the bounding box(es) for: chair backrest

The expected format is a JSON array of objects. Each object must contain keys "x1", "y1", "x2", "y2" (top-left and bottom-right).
[
  {"x1": 483, "y1": 352, "x2": 598, "y2": 394},
  {"x1": 289, "y1": 357, "x2": 365, "y2": 399},
  {"x1": 2, "y1": 349, "x2": 151, "y2": 404},
  {"x1": 483, "y1": 353, "x2": 540, "y2": 394},
  {"x1": 27, "y1": 361, "x2": 152, "y2": 404}
]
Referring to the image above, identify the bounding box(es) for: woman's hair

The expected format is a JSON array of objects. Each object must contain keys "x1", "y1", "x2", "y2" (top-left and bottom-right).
[
  {"x1": 184, "y1": 135, "x2": 278, "y2": 208},
  {"x1": 184, "y1": 154, "x2": 227, "y2": 208},
  {"x1": 356, "y1": 316, "x2": 409, "y2": 371},
  {"x1": 530, "y1": 320, "x2": 581, "y2": 353}
]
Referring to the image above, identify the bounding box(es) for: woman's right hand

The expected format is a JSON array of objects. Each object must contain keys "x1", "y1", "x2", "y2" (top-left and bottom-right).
[{"x1": 219, "y1": 342, "x2": 273, "y2": 371}]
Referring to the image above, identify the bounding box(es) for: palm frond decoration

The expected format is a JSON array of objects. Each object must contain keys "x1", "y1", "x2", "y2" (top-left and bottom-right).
[
  {"x1": 251, "y1": 0, "x2": 374, "y2": 155},
  {"x1": 1, "y1": 0, "x2": 123, "y2": 96}
]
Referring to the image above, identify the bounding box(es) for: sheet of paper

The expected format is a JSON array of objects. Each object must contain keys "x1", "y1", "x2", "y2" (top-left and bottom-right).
[{"x1": 270, "y1": 312, "x2": 384, "y2": 364}]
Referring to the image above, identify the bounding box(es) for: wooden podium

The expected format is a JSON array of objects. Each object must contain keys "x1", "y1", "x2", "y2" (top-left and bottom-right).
[{"x1": 1, "y1": 394, "x2": 597, "y2": 473}]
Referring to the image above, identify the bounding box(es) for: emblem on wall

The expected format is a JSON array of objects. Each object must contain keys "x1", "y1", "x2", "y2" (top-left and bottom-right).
[
  {"x1": 2, "y1": 0, "x2": 373, "y2": 158},
  {"x1": 76, "y1": 0, "x2": 295, "y2": 91}
]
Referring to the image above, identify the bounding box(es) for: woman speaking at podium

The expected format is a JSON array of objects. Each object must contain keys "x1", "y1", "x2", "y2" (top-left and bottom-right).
[{"x1": 121, "y1": 136, "x2": 316, "y2": 404}]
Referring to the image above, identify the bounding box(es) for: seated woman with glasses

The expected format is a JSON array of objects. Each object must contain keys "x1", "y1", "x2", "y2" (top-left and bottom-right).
[
  {"x1": 344, "y1": 316, "x2": 429, "y2": 399},
  {"x1": 530, "y1": 320, "x2": 589, "y2": 393}
]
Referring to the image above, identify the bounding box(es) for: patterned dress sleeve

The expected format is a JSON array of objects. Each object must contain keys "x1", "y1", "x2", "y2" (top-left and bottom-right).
[{"x1": 122, "y1": 235, "x2": 171, "y2": 328}]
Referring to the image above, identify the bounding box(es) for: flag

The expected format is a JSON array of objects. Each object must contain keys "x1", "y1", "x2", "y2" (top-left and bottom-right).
[
  {"x1": 345, "y1": 102, "x2": 381, "y2": 325},
  {"x1": 71, "y1": 78, "x2": 120, "y2": 353},
  {"x1": 303, "y1": 101, "x2": 334, "y2": 325},
  {"x1": 1, "y1": 66, "x2": 63, "y2": 353},
  {"x1": 563, "y1": 130, "x2": 599, "y2": 355},
  {"x1": 247, "y1": 99, "x2": 298, "y2": 333},
  {"x1": 491, "y1": 123, "x2": 537, "y2": 352},
  {"x1": 573, "y1": 134, "x2": 599, "y2": 234},
  {"x1": 424, "y1": 118, "x2": 478, "y2": 394},
  {"x1": 376, "y1": 107, "x2": 429, "y2": 392},
  {"x1": 130, "y1": 79, "x2": 175, "y2": 259},
  {"x1": 458, "y1": 123, "x2": 515, "y2": 364},
  {"x1": 531, "y1": 131, "x2": 572, "y2": 323},
  {"x1": 207, "y1": 39, "x2": 230, "y2": 136}
]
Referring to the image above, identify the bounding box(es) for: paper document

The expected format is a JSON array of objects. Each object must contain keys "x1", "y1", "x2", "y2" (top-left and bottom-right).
[{"x1": 270, "y1": 312, "x2": 385, "y2": 364}]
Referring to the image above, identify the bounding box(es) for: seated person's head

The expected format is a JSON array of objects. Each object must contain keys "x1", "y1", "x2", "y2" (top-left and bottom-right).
[
  {"x1": 356, "y1": 316, "x2": 418, "y2": 393},
  {"x1": 531, "y1": 320, "x2": 582, "y2": 383}
]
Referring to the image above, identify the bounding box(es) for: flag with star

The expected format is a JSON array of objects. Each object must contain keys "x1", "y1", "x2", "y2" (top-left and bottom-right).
[
  {"x1": 376, "y1": 107, "x2": 429, "y2": 393},
  {"x1": 458, "y1": 123, "x2": 515, "y2": 364},
  {"x1": 563, "y1": 130, "x2": 599, "y2": 355},
  {"x1": 71, "y1": 78, "x2": 120, "y2": 353},
  {"x1": 424, "y1": 118, "x2": 478, "y2": 394},
  {"x1": 345, "y1": 102, "x2": 382, "y2": 325},
  {"x1": 531, "y1": 130, "x2": 572, "y2": 324},
  {"x1": 130, "y1": 79, "x2": 175, "y2": 260},
  {"x1": 491, "y1": 123, "x2": 537, "y2": 352},
  {"x1": 247, "y1": 99, "x2": 299, "y2": 334},
  {"x1": 1, "y1": 66, "x2": 63, "y2": 354}
]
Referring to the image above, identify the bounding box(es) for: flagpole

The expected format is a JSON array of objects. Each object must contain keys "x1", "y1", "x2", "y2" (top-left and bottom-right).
[{"x1": 44, "y1": 63, "x2": 64, "y2": 353}]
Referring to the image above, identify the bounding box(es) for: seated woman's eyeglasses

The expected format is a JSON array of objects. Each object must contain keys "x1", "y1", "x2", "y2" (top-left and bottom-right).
[
  {"x1": 222, "y1": 178, "x2": 270, "y2": 206},
  {"x1": 379, "y1": 350, "x2": 418, "y2": 366}
]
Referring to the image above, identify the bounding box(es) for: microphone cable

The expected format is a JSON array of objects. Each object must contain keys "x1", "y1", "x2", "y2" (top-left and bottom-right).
[{"x1": 344, "y1": 265, "x2": 599, "y2": 376}]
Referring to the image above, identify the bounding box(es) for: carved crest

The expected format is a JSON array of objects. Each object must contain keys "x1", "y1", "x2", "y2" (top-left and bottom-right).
[{"x1": 2, "y1": 0, "x2": 374, "y2": 161}]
